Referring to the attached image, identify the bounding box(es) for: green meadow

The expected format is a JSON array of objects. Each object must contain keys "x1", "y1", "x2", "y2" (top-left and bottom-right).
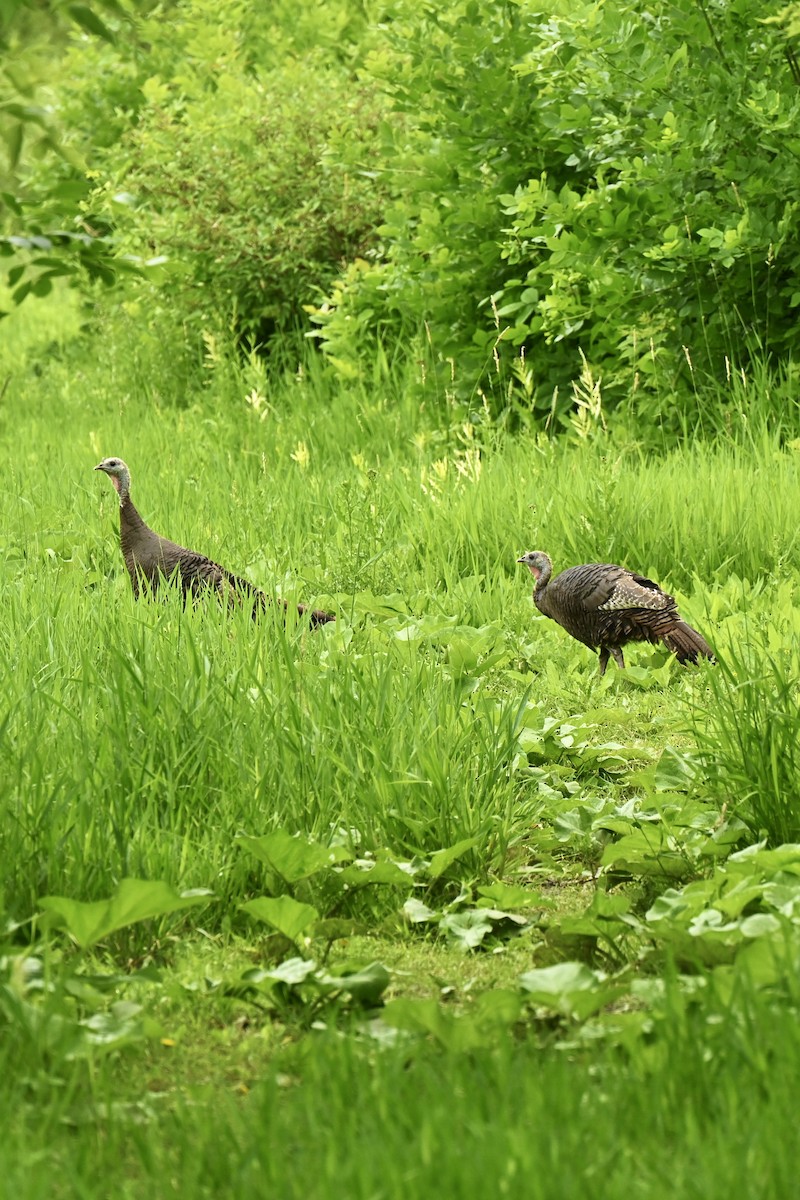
[
  {"x1": 2, "y1": 292, "x2": 800, "y2": 1197},
  {"x1": 5, "y1": 0, "x2": 800, "y2": 1190}
]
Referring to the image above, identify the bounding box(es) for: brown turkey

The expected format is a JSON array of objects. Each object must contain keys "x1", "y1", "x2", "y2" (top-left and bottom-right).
[
  {"x1": 517, "y1": 550, "x2": 713, "y2": 674},
  {"x1": 95, "y1": 457, "x2": 334, "y2": 627}
]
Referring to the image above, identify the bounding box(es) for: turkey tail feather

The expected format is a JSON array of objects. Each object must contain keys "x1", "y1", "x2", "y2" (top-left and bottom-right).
[{"x1": 661, "y1": 620, "x2": 714, "y2": 664}]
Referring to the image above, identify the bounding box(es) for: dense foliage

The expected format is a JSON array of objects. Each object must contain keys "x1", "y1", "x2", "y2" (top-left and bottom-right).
[
  {"x1": 68, "y1": 0, "x2": 392, "y2": 344},
  {"x1": 0, "y1": 0, "x2": 145, "y2": 303},
  {"x1": 2, "y1": 0, "x2": 393, "y2": 337},
  {"x1": 314, "y1": 0, "x2": 800, "y2": 415},
  {"x1": 5, "y1": 0, "x2": 800, "y2": 421}
]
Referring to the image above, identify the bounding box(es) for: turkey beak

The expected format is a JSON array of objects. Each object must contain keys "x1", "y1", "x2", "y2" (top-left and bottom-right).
[
  {"x1": 516, "y1": 556, "x2": 526, "y2": 564},
  {"x1": 94, "y1": 462, "x2": 106, "y2": 472}
]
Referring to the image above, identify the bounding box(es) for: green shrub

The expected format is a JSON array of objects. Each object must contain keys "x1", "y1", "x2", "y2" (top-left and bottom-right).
[
  {"x1": 310, "y1": 0, "x2": 546, "y2": 392},
  {"x1": 108, "y1": 62, "x2": 386, "y2": 344},
  {"x1": 24, "y1": 0, "x2": 393, "y2": 345},
  {"x1": 312, "y1": 0, "x2": 800, "y2": 419},
  {"x1": 496, "y1": 0, "x2": 800, "y2": 405}
]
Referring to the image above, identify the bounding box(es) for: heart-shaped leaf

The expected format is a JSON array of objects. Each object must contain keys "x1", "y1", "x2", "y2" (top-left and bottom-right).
[
  {"x1": 38, "y1": 880, "x2": 213, "y2": 949},
  {"x1": 241, "y1": 895, "x2": 318, "y2": 942},
  {"x1": 237, "y1": 831, "x2": 347, "y2": 882}
]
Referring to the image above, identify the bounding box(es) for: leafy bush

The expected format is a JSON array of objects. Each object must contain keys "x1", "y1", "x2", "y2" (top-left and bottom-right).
[
  {"x1": 68, "y1": 0, "x2": 392, "y2": 345},
  {"x1": 104, "y1": 60, "x2": 387, "y2": 344},
  {"x1": 310, "y1": 0, "x2": 547, "y2": 391},
  {"x1": 497, "y1": 0, "x2": 800, "y2": 406},
  {"x1": 0, "y1": 1, "x2": 143, "y2": 306},
  {"x1": 5, "y1": 0, "x2": 392, "y2": 344},
  {"x1": 9, "y1": 0, "x2": 800, "y2": 420},
  {"x1": 312, "y1": 0, "x2": 800, "y2": 418}
]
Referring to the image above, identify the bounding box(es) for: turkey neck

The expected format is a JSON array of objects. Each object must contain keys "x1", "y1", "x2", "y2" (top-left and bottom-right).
[
  {"x1": 533, "y1": 557, "x2": 553, "y2": 602},
  {"x1": 118, "y1": 493, "x2": 148, "y2": 557}
]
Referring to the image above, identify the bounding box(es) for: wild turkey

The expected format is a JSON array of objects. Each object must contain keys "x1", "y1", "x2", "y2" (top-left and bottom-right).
[
  {"x1": 517, "y1": 550, "x2": 713, "y2": 674},
  {"x1": 95, "y1": 457, "x2": 334, "y2": 627}
]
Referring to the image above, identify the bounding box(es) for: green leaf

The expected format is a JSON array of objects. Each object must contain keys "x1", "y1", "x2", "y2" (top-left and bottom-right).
[
  {"x1": 50, "y1": 180, "x2": 92, "y2": 202},
  {"x1": 381, "y1": 998, "x2": 482, "y2": 1051},
  {"x1": 440, "y1": 910, "x2": 494, "y2": 949},
  {"x1": 264, "y1": 957, "x2": 317, "y2": 985},
  {"x1": 316, "y1": 961, "x2": 391, "y2": 1004},
  {"x1": 519, "y1": 961, "x2": 625, "y2": 1019},
  {"x1": 654, "y1": 747, "x2": 700, "y2": 791},
  {"x1": 6, "y1": 123, "x2": 23, "y2": 171},
  {"x1": 38, "y1": 879, "x2": 212, "y2": 949},
  {"x1": 237, "y1": 830, "x2": 347, "y2": 882},
  {"x1": 80, "y1": 1001, "x2": 161, "y2": 1050},
  {"x1": 472, "y1": 988, "x2": 524, "y2": 1026},
  {"x1": 402, "y1": 897, "x2": 439, "y2": 923},
  {"x1": 426, "y1": 837, "x2": 479, "y2": 880},
  {"x1": 1, "y1": 192, "x2": 23, "y2": 216},
  {"x1": 241, "y1": 895, "x2": 318, "y2": 942},
  {"x1": 601, "y1": 829, "x2": 688, "y2": 878},
  {"x1": 646, "y1": 886, "x2": 704, "y2": 923},
  {"x1": 477, "y1": 882, "x2": 548, "y2": 909},
  {"x1": 740, "y1": 913, "x2": 782, "y2": 939},
  {"x1": 11, "y1": 281, "x2": 31, "y2": 305},
  {"x1": 336, "y1": 860, "x2": 416, "y2": 888},
  {"x1": 382, "y1": 990, "x2": 521, "y2": 1050}
]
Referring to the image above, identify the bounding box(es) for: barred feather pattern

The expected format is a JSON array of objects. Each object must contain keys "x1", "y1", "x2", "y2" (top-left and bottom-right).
[{"x1": 518, "y1": 552, "x2": 713, "y2": 675}]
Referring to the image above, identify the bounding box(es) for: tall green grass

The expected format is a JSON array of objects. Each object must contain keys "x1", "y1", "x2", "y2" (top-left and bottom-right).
[
  {"x1": 1, "y1": 296, "x2": 799, "y2": 923},
  {"x1": 692, "y1": 605, "x2": 800, "y2": 844}
]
